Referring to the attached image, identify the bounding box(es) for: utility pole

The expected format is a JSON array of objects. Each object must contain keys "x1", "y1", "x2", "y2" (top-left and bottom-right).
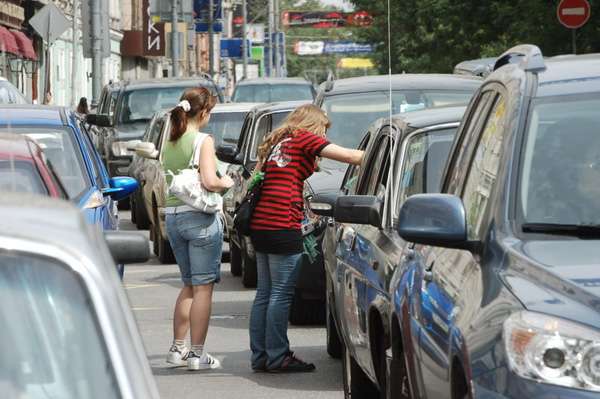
[
  {"x1": 241, "y1": 0, "x2": 248, "y2": 79},
  {"x1": 91, "y1": 0, "x2": 102, "y2": 103},
  {"x1": 171, "y1": 0, "x2": 180, "y2": 77},
  {"x1": 268, "y1": 0, "x2": 274, "y2": 77},
  {"x1": 71, "y1": 0, "x2": 79, "y2": 107},
  {"x1": 208, "y1": 0, "x2": 214, "y2": 77},
  {"x1": 274, "y1": 0, "x2": 280, "y2": 77}
]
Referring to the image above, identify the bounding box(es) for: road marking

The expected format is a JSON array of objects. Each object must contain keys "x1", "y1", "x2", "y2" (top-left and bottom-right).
[
  {"x1": 124, "y1": 283, "x2": 162, "y2": 290},
  {"x1": 562, "y1": 7, "x2": 585, "y2": 15}
]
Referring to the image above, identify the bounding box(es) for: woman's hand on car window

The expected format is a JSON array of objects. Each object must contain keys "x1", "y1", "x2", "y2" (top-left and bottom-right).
[{"x1": 320, "y1": 144, "x2": 364, "y2": 165}]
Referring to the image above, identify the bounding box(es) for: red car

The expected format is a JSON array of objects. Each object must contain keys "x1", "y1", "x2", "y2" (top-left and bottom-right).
[{"x1": 0, "y1": 134, "x2": 66, "y2": 198}]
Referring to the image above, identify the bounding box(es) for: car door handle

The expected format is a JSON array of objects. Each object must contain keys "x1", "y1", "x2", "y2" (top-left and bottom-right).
[{"x1": 424, "y1": 261, "x2": 435, "y2": 282}]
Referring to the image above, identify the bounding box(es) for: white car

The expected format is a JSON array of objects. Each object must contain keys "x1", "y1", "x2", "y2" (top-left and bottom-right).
[{"x1": 0, "y1": 77, "x2": 27, "y2": 104}]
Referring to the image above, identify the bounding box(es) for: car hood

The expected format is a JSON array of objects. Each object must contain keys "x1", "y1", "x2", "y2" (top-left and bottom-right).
[
  {"x1": 505, "y1": 238, "x2": 600, "y2": 329},
  {"x1": 306, "y1": 160, "x2": 347, "y2": 194},
  {"x1": 114, "y1": 122, "x2": 148, "y2": 140}
]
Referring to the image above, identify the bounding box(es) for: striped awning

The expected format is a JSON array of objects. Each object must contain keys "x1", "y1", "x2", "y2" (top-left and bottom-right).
[
  {"x1": 10, "y1": 30, "x2": 36, "y2": 60},
  {"x1": 0, "y1": 25, "x2": 19, "y2": 55}
]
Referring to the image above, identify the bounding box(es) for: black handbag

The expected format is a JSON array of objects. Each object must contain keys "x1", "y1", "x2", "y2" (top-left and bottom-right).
[{"x1": 233, "y1": 147, "x2": 273, "y2": 236}]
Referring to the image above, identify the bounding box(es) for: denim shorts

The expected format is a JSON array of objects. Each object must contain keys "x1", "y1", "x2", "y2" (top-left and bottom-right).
[{"x1": 166, "y1": 211, "x2": 223, "y2": 286}]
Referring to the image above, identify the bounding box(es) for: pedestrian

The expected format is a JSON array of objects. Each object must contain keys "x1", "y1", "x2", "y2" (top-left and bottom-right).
[
  {"x1": 43, "y1": 91, "x2": 52, "y2": 105},
  {"x1": 249, "y1": 104, "x2": 364, "y2": 373},
  {"x1": 76, "y1": 97, "x2": 89, "y2": 115},
  {"x1": 162, "y1": 87, "x2": 234, "y2": 371}
]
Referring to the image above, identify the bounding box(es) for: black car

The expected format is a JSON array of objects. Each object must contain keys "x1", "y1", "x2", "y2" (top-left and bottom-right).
[
  {"x1": 310, "y1": 106, "x2": 467, "y2": 395},
  {"x1": 87, "y1": 77, "x2": 221, "y2": 178},
  {"x1": 217, "y1": 101, "x2": 310, "y2": 284},
  {"x1": 231, "y1": 77, "x2": 316, "y2": 103}
]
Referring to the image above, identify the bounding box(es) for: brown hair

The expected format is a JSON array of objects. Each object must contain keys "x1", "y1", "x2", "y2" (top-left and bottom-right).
[
  {"x1": 170, "y1": 87, "x2": 217, "y2": 141},
  {"x1": 257, "y1": 104, "x2": 330, "y2": 163}
]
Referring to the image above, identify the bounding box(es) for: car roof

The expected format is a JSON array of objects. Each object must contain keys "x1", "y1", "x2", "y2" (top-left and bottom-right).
[
  {"x1": 0, "y1": 105, "x2": 66, "y2": 126},
  {"x1": 393, "y1": 105, "x2": 467, "y2": 130},
  {"x1": 211, "y1": 102, "x2": 263, "y2": 113},
  {"x1": 251, "y1": 100, "x2": 312, "y2": 114},
  {"x1": 322, "y1": 74, "x2": 481, "y2": 96},
  {"x1": 0, "y1": 133, "x2": 35, "y2": 158},
  {"x1": 120, "y1": 77, "x2": 213, "y2": 91},
  {"x1": 236, "y1": 77, "x2": 311, "y2": 86},
  {"x1": 535, "y1": 54, "x2": 600, "y2": 97}
]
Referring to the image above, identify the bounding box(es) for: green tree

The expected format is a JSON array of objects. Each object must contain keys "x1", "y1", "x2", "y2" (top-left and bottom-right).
[{"x1": 350, "y1": 0, "x2": 600, "y2": 73}]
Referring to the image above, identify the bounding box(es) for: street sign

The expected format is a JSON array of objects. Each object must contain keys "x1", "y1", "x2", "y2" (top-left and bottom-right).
[
  {"x1": 28, "y1": 3, "x2": 70, "y2": 45},
  {"x1": 557, "y1": 0, "x2": 591, "y2": 29},
  {"x1": 144, "y1": 0, "x2": 166, "y2": 56},
  {"x1": 220, "y1": 39, "x2": 250, "y2": 58},
  {"x1": 195, "y1": 0, "x2": 223, "y2": 32}
]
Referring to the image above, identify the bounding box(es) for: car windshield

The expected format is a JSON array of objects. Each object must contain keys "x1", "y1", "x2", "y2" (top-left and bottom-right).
[
  {"x1": 519, "y1": 95, "x2": 600, "y2": 226},
  {"x1": 233, "y1": 84, "x2": 314, "y2": 102},
  {"x1": 0, "y1": 160, "x2": 48, "y2": 194},
  {"x1": 323, "y1": 90, "x2": 473, "y2": 149},
  {"x1": 1, "y1": 128, "x2": 89, "y2": 199},
  {"x1": 119, "y1": 86, "x2": 197, "y2": 124},
  {"x1": 0, "y1": 81, "x2": 27, "y2": 104},
  {"x1": 0, "y1": 251, "x2": 121, "y2": 398},
  {"x1": 205, "y1": 111, "x2": 248, "y2": 146}
]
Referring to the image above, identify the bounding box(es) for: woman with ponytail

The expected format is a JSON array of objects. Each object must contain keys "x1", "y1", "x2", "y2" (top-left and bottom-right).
[
  {"x1": 161, "y1": 87, "x2": 234, "y2": 371},
  {"x1": 249, "y1": 104, "x2": 364, "y2": 373}
]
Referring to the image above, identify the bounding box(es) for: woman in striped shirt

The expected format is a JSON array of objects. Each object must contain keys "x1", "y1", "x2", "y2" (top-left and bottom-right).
[{"x1": 249, "y1": 104, "x2": 364, "y2": 373}]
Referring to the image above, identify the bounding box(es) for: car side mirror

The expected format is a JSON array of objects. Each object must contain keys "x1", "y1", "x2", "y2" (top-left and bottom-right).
[
  {"x1": 136, "y1": 142, "x2": 158, "y2": 159},
  {"x1": 334, "y1": 195, "x2": 381, "y2": 227},
  {"x1": 397, "y1": 194, "x2": 475, "y2": 251},
  {"x1": 86, "y1": 113, "x2": 113, "y2": 127},
  {"x1": 102, "y1": 177, "x2": 139, "y2": 202},
  {"x1": 104, "y1": 231, "x2": 149, "y2": 264},
  {"x1": 126, "y1": 140, "x2": 142, "y2": 151},
  {"x1": 216, "y1": 144, "x2": 241, "y2": 165},
  {"x1": 309, "y1": 193, "x2": 338, "y2": 217}
]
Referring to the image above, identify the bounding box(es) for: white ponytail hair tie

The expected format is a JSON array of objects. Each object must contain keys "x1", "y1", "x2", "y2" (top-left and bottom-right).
[{"x1": 177, "y1": 100, "x2": 191, "y2": 112}]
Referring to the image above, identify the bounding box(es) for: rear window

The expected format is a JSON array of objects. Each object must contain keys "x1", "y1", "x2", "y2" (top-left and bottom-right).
[
  {"x1": 232, "y1": 84, "x2": 314, "y2": 103},
  {"x1": 0, "y1": 251, "x2": 121, "y2": 398}
]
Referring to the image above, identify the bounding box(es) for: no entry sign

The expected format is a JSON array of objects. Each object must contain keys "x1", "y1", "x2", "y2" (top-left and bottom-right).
[{"x1": 557, "y1": 0, "x2": 591, "y2": 29}]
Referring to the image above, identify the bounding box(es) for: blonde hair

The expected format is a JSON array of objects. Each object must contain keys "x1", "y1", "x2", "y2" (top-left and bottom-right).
[{"x1": 257, "y1": 104, "x2": 330, "y2": 163}]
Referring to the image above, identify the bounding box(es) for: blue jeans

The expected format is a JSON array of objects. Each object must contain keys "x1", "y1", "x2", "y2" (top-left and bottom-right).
[
  {"x1": 249, "y1": 251, "x2": 302, "y2": 369},
  {"x1": 166, "y1": 211, "x2": 222, "y2": 285}
]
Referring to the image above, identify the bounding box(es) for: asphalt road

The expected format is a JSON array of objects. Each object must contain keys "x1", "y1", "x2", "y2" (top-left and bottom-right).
[{"x1": 120, "y1": 212, "x2": 343, "y2": 399}]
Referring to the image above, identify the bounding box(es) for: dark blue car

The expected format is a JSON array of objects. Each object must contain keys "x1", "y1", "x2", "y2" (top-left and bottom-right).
[
  {"x1": 390, "y1": 47, "x2": 600, "y2": 398},
  {"x1": 0, "y1": 106, "x2": 138, "y2": 273}
]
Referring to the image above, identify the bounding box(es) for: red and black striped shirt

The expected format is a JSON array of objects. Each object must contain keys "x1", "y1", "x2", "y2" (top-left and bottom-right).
[{"x1": 250, "y1": 129, "x2": 330, "y2": 234}]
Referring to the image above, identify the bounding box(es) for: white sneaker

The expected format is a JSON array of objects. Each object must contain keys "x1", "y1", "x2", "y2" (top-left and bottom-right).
[
  {"x1": 187, "y1": 352, "x2": 221, "y2": 370},
  {"x1": 166, "y1": 345, "x2": 189, "y2": 366}
]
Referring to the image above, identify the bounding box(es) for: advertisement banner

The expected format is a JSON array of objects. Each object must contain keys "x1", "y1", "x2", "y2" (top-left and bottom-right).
[
  {"x1": 282, "y1": 11, "x2": 373, "y2": 28},
  {"x1": 294, "y1": 41, "x2": 325, "y2": 55},
  {"x1": 324, "y1": 41, "x2": 373, "y2": 54}
]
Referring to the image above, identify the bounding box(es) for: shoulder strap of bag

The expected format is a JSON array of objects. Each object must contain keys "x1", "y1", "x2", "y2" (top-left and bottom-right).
[
  {"x1": 260, "y1": 144, "x2": 277, "y2": 173},
  {"x1": 189, "y1": 132, "x2": 210, "y2": 169}
]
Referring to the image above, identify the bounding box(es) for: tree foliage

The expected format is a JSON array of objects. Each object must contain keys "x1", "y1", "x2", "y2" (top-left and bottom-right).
[{"x1": 349, "y1": 0, "x2": 600, "y2": 73}]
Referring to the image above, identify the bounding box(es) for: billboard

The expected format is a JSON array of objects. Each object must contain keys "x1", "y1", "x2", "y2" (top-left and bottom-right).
[
  {"x1": 144, "y1": 0, "x2": 166, "y2": 56},
  {"x1": 293, "y1": 41, "x2": 373, "y2": 55},
  {"x1": 282, "y1": 11, "x2": 373, "y2": 28}
]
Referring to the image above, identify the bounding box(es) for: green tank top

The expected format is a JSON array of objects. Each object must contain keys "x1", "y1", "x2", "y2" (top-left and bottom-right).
[{"x1": 161, "y1": 129, "x2": 198, "y2": 207}]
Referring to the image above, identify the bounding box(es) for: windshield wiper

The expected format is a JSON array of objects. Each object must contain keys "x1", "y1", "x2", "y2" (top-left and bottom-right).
[{"x1": 522, "y1": 223, "x2": 600, "y2": 238}]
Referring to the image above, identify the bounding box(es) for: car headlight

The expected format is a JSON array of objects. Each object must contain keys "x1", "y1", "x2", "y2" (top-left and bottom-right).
[
  {"x1": 111, "y1": 141, "x2": 132, "y2": 157},
  {"x1": 504, "y1": 311, "x2": 600, "y2": 391}
]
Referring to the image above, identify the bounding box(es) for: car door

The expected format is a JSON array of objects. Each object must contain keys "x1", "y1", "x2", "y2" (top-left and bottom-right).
[
  {"x1": 143, "y1": 116, "x2": 167, "y2": 224},
  {"x1": 337, "y1": 129, "x2": 393, "y2": 373},
  {"x1": 415, "y1": 90, "x2": 508, "y2": 399}
]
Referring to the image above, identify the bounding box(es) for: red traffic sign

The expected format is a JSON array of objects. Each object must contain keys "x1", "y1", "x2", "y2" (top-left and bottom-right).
[{"x1": 557, "y1": 0, "x2": 591, "y2": 29}]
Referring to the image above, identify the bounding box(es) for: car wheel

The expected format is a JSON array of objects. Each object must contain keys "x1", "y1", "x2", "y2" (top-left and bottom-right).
[
  {"x1": 326, "y1": 291, "x2": 343, "y2": 359},
  {"x1": 134, "y1": 191, "x2": 150, "y2": 230},
  {"x1": 230, "y1": 234, "x2": 242, "y2": 276},
  {"x1": 240, "y1": 237, "x2": 257, "y2": 288},
  {"x1": 342, "y1": 344, "x2": 378, "y2": 399},
  {"x1": 289, "y1": 290, "x2": 325, "y2": 325}
]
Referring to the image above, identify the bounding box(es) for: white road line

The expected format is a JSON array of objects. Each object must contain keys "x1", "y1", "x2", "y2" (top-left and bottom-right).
[{"x1": 562, "y1": 7, "x2": 585, "y2": 16}]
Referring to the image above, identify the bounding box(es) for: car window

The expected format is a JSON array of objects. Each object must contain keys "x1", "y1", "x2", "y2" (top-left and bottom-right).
[
  {"x1": 78, "y1": 121, "x2": 106, "y2": 187},
  {"x1": 233, "y1": 84, "x2": 314, "y2": 102},
  {"x1": 250, "y1": 114, "x2": 271, "y2": 161},
  {"x1": 0, "y1": 160, "x2": 48, "y2": 194},
  {"x1": 444, "y1": 91, "x2": 495, "y2": 194},
  {"x1": 148, "y1": 117, "x2": 164, "y2": 146},
  {"x1": 271, "y1": 111, "x2": 289, "y2": 130},
  {"x1": 205, "y1": 111, "x2": 248, "y2": 147},
  {"x1": 359, "y1": 131, "x2": 392, "y2": 197},
  {"x1": 342, "y1": 133, "x2": 372, "y2": 194},
  {"x1": 2, "y1": 127, "x2": 90, "y2": 199},
  {"x1": 0, "y1": 251, "x2": 121, "y2": 398},
  {"x1": 462, "y1": 95, "x2": 506, "y2": 239},
  {"x1": 396, "y1": 128, "x2": 457, "y2": 215},
  {"x1": 519, "y1": 94, "x2": 600, "y2": 226},
  {"x1": 119, "y1": 86, "x2": 195, "y2": 124}
]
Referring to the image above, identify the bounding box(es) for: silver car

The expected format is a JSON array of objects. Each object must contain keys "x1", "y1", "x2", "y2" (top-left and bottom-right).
[{"x1": 0, "y1": 193, "x2": 158, "y2": 399}]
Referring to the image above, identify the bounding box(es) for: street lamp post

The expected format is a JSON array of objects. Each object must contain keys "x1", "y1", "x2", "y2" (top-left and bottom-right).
[
  {"x1": 171, "y1": 0, "x2": 179, "y2": 77},
  {"x1": 242, "y1": 0, "x2": 248, "y2": 79}
]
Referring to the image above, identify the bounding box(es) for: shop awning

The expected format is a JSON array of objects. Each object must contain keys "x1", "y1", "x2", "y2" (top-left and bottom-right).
[
  {"x1": 0, "y1": 26, "x2": 19, "y2": 55},
  {"x1": 10, "y1": 31, "x2": 37, "y2": 60}
]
